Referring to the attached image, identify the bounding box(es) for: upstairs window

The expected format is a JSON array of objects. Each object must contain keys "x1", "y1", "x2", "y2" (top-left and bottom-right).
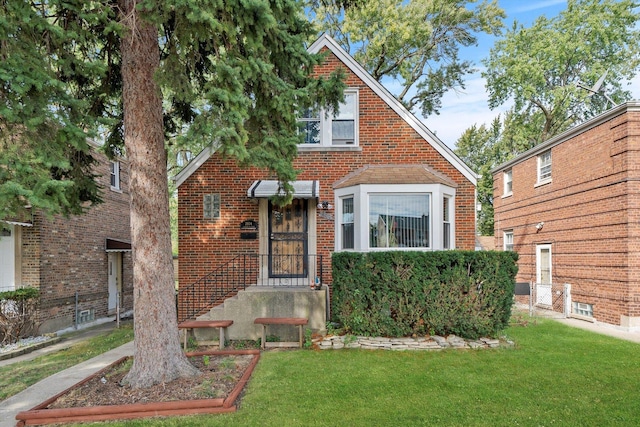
[
  {"x1": 299, "y1": 91, "x2": 358, "y2": 146},
  {"x1": 503, "y1": 169, "x2": 512, "y2": 195},
  {"x1": 110, "y1": 161, "x2": 120, "y2": 191},
  {"x1": 538, "y1": 150, "x2": 552, "y2": 183}
]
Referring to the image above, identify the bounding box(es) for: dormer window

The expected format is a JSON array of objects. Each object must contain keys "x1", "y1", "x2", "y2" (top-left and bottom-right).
[{"x1": 299, "y1": 90, "x2": 358, "y2": 146}]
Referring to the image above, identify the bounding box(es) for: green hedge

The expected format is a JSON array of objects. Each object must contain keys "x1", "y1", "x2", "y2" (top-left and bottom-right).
[
  {"x1": 0, "y1": 287, "x2": 39, "y2": 302},
  {"x1": 331, "y1": 251, "x2": 518, "y2": 339}
]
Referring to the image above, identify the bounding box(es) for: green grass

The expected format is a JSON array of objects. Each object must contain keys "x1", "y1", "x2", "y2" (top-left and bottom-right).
[
  {"x1": 0, "y1": 324, "x2": 134, "y2": 400},
  {"x1": 67, "y1": 318, "x2": 640, "y2": 426}
]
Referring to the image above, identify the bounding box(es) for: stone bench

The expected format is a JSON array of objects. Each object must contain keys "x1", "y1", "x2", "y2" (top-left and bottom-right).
[
  {"x1": 254, "y1": 317, "x2": 308, "y2": 349},
  {"x1": 178, "y1": 320, "x2": 233, "y2": 350}
]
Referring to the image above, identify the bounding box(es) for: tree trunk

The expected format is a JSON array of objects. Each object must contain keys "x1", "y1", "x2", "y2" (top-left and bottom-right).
[{"x1": 119, "y1": 0, "x2": 199, "y2": 388}]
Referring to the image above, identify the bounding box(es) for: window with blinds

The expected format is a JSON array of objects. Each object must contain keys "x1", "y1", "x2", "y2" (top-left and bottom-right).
[
  {"x1": 341, "y1": 197, "x2": 354, "y2": 249},
  {"x1": 369, "y1": 194, "x2": 430, "y2": 248}
]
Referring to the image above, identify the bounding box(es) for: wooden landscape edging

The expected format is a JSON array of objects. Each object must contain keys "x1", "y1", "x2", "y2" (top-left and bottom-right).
[{"x1": 15, "y1": 349, "x2": 261, "y2": 426}]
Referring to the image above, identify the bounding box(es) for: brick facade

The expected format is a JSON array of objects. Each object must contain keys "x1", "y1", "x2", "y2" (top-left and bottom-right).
[
  {"x1": 493, "y1": 103, "x2": 640, "y2": 328},
  {"x1": 177, "y1": 36, "x2": 477, "y2": 311},
  {"x1": 17, "y1": 144, "x2": 133, "y2": 333}
]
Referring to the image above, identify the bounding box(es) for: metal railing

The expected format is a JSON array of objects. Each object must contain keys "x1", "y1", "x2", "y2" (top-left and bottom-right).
[{"x1": 176, "y1": 254, "x2": 323, "y2": 322}]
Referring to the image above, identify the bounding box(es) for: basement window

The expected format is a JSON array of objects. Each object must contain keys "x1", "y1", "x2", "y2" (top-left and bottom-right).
[
  {"x1": 77, "y1": 308, "x2": 95, "y2": 324},
  {"x1": 572, "y1": 302, "x2": 593, "y2": 318}
]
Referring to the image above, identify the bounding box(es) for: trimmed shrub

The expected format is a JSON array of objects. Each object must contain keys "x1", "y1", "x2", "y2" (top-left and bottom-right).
[
  {"x1": 0, "y1": 287, "x2": 40, "y2": 345},
  {"x1": 331, "y1": 251, "x2": 518, "y2": 339}
]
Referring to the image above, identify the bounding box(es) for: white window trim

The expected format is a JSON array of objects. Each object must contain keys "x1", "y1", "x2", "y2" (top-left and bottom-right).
[
  {"x1": 572, "y1": 302, "x2": 594, "y2": 319},
  {"x1": 110, "y1": 161, "x2": 121, "y2": 191},
  {"x1": 443, "y1": 195, "x2": 453, "y2": 249},
  {"x1": 503, "y1": 169, "x2": 512, "y2": 197},
  {"x1": 340, "y1": 196, "x2": 355, "y2": 250},
  {"x1": 503, "y1": 230, "x2": 514, "y2": 251},
  {"x1": 536, "y1": 243, "x2": 552, "y2": 284},
  {"x1": 334, "y1": 183, "x2": 456, "y2": 252},
  {"x1": 537, "y1": 150, "x2": 552, "y2": 185},
  {"x1": 298, "y1": 89, "x2": 359, "y2": 148}
]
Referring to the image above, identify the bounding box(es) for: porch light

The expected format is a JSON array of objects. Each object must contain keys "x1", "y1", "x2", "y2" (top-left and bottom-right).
[{"x1": 317, "y1": 201, "x2": 333, "y2": 210}]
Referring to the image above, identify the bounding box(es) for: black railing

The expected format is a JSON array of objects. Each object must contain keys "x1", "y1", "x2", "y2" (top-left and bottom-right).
[{"x1": 177, "y1": 254, "x2": 323, "y2": 322}]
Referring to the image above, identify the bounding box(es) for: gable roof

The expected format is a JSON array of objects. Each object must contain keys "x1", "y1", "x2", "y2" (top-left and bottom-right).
[
  {"x1": 308, "y1": 34, "x2": 476, "y2": 185},
  {"x1": 333, "y1": 164, "x2": 458, "y2": 189},
  {"x1": 491, "y1": 101, "x2": 640, "y2": 174},
  {"x1": 175, "y1": 34, "x2": 478, "y2": 188}
]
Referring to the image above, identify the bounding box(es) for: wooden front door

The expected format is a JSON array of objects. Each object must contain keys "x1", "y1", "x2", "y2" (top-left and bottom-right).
[{"x1": 268, "y1": 199, "x2": 308, "y2": 278}]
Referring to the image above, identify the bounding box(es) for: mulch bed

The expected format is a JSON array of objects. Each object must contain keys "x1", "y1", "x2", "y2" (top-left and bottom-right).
[
  {"x1": 48, "y1": 353, "x2": 254, "y2": 408},
  {"x1": 15, "y1": 349, "x2": 261, "y2": 426}
]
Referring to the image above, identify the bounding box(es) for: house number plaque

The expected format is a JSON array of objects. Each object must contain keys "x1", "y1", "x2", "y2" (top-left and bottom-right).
[{"x1": 240, "y1": 219, "x2": 258, "y2": 239}]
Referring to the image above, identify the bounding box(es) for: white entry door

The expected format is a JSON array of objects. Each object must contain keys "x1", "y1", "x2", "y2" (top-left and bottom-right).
[
  {"x1": 536, "y1": 244, "x2": 552, "y2": 306},
  {"x1": 107, "y1": 253, "x2": 122, "y2": 313},
  {"x1": 0, "y1": 226, "x2": 16, "y2": 291}
]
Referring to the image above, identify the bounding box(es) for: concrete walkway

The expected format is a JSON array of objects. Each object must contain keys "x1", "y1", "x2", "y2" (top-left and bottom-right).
[
  {"x1": 0, "y1": 321, "x2": 134, "y2": 427},
  {"x1": 531, "y1": 309, "x2": 640, "y2": 344}
]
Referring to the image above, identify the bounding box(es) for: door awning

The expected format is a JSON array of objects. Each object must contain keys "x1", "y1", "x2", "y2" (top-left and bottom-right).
[
  {"x1": 247, "y1": 180, "x2": 319, "y2": 199},
  {"x1": 1, "y1": 220, "x2": 33, "y2": 227},
  {"x1": 105, "y1": 238, "x2": 132, "y2": 252}
]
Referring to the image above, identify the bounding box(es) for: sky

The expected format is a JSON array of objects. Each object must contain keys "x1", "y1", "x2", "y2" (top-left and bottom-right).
[{"x1": 419, "y1": 0, "x2": 640, "y2": 149}]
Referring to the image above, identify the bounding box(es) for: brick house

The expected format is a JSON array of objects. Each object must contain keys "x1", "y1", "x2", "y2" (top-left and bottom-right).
[
  {"x1": 492, "y1": 101, "x2": 640, "y2": 329},
  {"x1": 174, "y1": 35, "x2": 477, "y2": 337},
  {"x1": 0, "y1": 141, "x2": 133, "y2": 333}
]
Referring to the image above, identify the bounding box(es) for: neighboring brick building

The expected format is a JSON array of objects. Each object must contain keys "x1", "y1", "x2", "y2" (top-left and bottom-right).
[
  {"x1": 175, "y1": 35, "x2": 477, "y2": 322},
  {"x1": 492, "y1": 102, "x2": 640, "y2": 329},
  {"x1": 0, "y1": 141, "x2": 133, "y2": 333}
]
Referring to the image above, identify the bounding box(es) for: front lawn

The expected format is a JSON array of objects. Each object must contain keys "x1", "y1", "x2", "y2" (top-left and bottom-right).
[
  {"x1": 78, "y1": 317, "x2": 640, "y2": 426},
  {"x1": 0, "y1": 324, "x2": 134, "y2": 401}
]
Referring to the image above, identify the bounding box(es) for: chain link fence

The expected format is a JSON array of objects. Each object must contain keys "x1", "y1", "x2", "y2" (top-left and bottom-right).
[{"x1": 515, "y1": 282, "x2": 572, "y2": 318}]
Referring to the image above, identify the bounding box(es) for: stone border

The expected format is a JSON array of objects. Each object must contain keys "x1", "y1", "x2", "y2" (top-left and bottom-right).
[
  {"x1": 0, "y1": 336, "x2": 61, "y2": 361},
  {"x1": 315, "y1": 335, "x2": 513, "y2": 350}
]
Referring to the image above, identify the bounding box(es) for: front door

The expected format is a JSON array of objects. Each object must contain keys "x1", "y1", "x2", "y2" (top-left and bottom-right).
[
  {"x1": 107, "y1": 252, "x2": 122, "y2": 313},
  {"x1": 0, "y1": 225, "x2": 15, "y2": 291},
  {"x1": 268, "y1": 199, "x2": 308, "y2": 278},
  {"x1": 536, "y1": 244, "x2": 552, "y2": 306}
]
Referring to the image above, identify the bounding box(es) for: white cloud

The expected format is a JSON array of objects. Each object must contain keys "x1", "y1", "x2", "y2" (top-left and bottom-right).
[{"x1": 510, "y1": 0, "x2": 567, "y2": 14}]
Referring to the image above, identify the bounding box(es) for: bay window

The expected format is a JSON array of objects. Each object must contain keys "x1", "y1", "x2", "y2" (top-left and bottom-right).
[{"x1": 335, "y1": 183, "x2": 455, "y2": 252}]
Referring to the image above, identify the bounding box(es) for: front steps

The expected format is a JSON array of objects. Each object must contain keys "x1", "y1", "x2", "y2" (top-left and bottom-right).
[{"x1": 192, "y1": 286, "x2": 328, "y2": 342}]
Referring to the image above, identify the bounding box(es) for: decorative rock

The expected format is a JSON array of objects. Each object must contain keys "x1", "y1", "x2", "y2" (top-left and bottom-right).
[{"x1": 315, "y1": 334, "x2": 509, "y2": 351}]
